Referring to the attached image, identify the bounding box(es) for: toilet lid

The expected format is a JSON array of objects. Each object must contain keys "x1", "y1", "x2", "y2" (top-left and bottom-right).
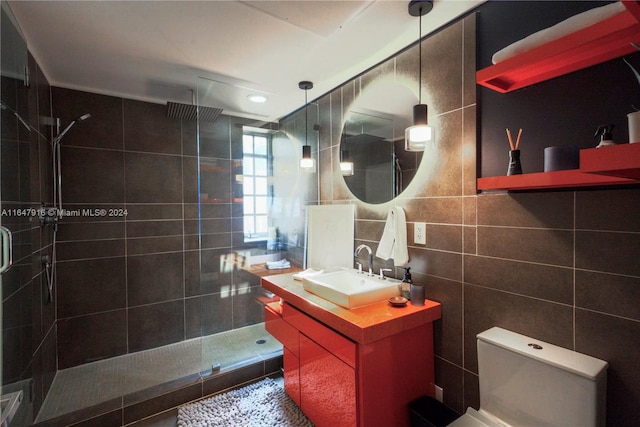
[{"x1": 447, "y1": 408, "x2": 504, "y2": 427}]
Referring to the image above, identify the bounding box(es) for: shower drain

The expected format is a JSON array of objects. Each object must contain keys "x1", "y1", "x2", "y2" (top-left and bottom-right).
[{"x1": 256, "y1": 339, "x2": 267, "y2": 345}]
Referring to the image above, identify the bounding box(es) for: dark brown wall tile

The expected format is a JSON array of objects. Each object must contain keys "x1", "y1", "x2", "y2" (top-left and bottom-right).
[
  {"x1": 126, "y1": 235, "x2": 183, "y2": 256},
  {"x1": 405, "y1": 197, "x2": 463, "y2": 224},
  {"x1": 125, "y1": 220, "x2": 183, "y2": 238},
  {"x1": 575, "y1": 309, "x2": 640, "y2": 426},
  {"x1": 576, "y1": 270, "x2": 640, "y2": 322},
  {"x1": 463, "y1": 226, "x2": 476, "y2": 255},
  {"x1": 464, "y1": 255, "x2": 573, "y2": 304},
  {"x1": 435, "y1": 357, "x2": 464, "y2": 415},
  {"x1": 56, "y1": 239, "x2": 125, "y2": 261},
  {"x1": 462, "y1": 14, "x2": 477, "y2": 108},
  {"x1": 60, "y1": 147, "x2": 124, "y2": 204},
  {"x1": 232, "y1": 286, "x2": 268, "y2": 329},
  {"x1": 185, "y1": 293, "x2": 233, "y2": 339},
  {"x1": 422, "y1": 19, "x2": 463, "y2": 114},
  {"x1": 424, "y1": 224, "x2": 462, "y2": 252},
  {"x1": 200, "y1": 232, "x2": 232, "y2": 250},
  {"x1": 408, "y1": 247, "x2": 462, "y2": 282},
  {"x1": 463, "y1": 285, "x2": 573, "y2": 373},
  {"x1": 128, "y1": 301, "x2": 185, "y2": 353},
  {"x1": 576, "y1": 188, "x2": 640, "y2": 232},
  {"x1": 52, "y1": 87, "x2": 124, "y2": 150},
  {"x1": 127, "y1": 253, "x2": 184, "y2": 306},
  {"x1": 463, "y1": 370, "x2": 479, "y2": 412},
  {"x1": 576, "y1": 230, "x2": 640, "y2": 277},
  {"x1": 57, "y1": 221, "x2": 125, "y2": 242},
  {"x1": 477, "y1": 226, "x2": 573, "y2": 267},
  {"x1": 198, "y1": 115, "x2": 232, "y2": 159},
  {"x1": 477, "y1": 192, "x2": 573, "y2": 229},
  {"x1": 124, "y1": 204, "x2": 183, "y2": 221},
  {"x1": 183, "y1": 156, "x2": 198, "y2": 204},
  {"x1": 123, "y1": 100, "x2": 181, "y2": 155},
  {"x1": 124, "y1": 152, "x2": 182, "y2": 203},
  {"x1": 57, "y1": 257, "x2": 127, "y2": 318},
  {"x1": 57, "y1": 310, "x2": 127, "y2": 369},
  {"x1": 416, "y1": 273, "x2": 463, "y2": 366}
]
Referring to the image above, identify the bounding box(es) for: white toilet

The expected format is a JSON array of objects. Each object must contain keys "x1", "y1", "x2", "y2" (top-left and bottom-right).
[{"x1": 449, "y1": 327, "x2": 608, "y2": 427}]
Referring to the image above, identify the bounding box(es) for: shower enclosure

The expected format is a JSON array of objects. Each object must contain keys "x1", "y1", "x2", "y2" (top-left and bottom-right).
[{"x1": 0, "y1": 3, "x2": 312, "y2": 424}]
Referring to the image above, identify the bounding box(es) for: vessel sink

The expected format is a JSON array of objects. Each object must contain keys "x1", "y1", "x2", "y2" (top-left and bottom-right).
[{"x1": 302, "y1": 269, "x2": 400, "y2": 309}]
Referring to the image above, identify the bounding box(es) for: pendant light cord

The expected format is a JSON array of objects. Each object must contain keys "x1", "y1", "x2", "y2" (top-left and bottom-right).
[
  {"x1": 304, "y1": 88, "x2": 308, "y2": 144},
  {"x1": 418, "y1": 11, "x2": 422, "y2": 105}
]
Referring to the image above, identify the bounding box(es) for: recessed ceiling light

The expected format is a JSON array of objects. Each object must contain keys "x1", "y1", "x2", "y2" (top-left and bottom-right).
[{"x1": 247, "y1": 94, "x2": 267, "y2": 103}]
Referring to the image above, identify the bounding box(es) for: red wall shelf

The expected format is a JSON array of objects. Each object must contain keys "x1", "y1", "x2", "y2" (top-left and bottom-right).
[
  {"x1": 478, "y1": 143, "x2": 640, "y2": 191},
  {"x1": 477, "y1": 1, "x2": 640, "y2": 93},
  {"x1": 581, "y1": 142, "x2": 640, "y2": 179}
]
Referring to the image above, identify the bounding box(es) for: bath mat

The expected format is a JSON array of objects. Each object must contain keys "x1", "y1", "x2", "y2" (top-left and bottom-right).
[{"x1": 177, "y1": 377, "x2": 313, "y2": 426}]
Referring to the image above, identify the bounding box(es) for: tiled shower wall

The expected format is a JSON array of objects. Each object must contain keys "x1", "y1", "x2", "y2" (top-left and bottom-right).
[
  {"x1": 51, "y1": 88, "x2": 271, "y2": 370},
  {"x1": 301, "y1": 10, "x2": 640, "y2": 427}
]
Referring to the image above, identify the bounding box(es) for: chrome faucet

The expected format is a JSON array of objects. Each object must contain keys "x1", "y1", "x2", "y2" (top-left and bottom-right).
[{"x1": 354, "y1": 244, "x2": 373, "y2": 276}]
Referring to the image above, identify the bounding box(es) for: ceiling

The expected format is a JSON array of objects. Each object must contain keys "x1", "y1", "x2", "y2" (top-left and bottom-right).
[{"x1": 7, "y1": 0, "x2": 482, "y2": 122}]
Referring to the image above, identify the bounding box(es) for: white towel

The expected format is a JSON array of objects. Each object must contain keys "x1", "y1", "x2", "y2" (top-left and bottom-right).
[
  {"x1": 492, "y1": 2, "x2": 625, "y2": 64},
  {"x1": 266, "y1": 259, "x2": 291, "y2": 270},
  {"x1": 376, "y1": 207, "x2": 409, "y2": 267}
]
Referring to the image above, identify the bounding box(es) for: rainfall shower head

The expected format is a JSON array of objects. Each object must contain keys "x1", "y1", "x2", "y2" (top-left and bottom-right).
[
  {"x1": 53, "y1": 113, "x2": 91, "y2": 146},
  {"x1": 166, "y1": 102, "x2": 222, "y2": 122},
  {"x1": 166, "y1": 88, "x2": 222, "y2": 122}
]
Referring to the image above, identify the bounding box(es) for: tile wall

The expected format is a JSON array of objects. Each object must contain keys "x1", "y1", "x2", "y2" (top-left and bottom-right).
[
  {"x1": 299, "y1": 10, "x2": 640, "y2": 427},
  {"x1": 51, "y1": 88, "x2": 273, "y2": 370}
]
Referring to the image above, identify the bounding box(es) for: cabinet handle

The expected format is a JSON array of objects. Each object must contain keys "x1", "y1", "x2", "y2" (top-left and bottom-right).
[{"x1": 0, "y1": 226, "x2": 13, "y2": 274}]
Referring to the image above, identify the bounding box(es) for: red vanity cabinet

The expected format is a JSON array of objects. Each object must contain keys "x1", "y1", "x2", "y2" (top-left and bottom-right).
[
  {"x1": 266, "y1": 301, "x2": 357, "y2": 425},
  {"x1": 263, "y1": 274, "x2": 442, "y2": 427}
]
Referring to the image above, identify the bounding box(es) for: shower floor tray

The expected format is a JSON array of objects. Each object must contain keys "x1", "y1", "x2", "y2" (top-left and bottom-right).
[{"x1": 35, "y1": 323, "x2": 281, "y2": 423}]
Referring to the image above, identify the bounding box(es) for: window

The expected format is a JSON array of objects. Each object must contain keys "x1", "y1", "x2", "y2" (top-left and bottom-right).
[{"x1": 242, "y1": 133, "x2": 271, "y2": 241}]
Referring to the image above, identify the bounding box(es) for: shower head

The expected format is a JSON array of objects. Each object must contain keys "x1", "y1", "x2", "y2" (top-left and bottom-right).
[{"x1": 53, "y1": 113, "x2": 91, "y2": 146}]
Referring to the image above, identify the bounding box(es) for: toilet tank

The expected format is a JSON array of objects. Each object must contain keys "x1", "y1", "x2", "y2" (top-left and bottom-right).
[{"x1": 477, "y1": 327, "x2": 608, "y2": 427}]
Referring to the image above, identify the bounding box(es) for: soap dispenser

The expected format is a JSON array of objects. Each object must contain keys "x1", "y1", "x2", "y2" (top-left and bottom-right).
[
  {"x1": 400, "y1": 267, "x2": 412, "y2": 299},
  {"x1": 594, "y1": 124, "x2": 616, "y2": 148}
]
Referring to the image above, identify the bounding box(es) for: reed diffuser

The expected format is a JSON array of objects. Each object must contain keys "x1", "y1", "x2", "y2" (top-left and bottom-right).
[{"x1": 506, "y1": 128, "x2": 523, "y2": 175}]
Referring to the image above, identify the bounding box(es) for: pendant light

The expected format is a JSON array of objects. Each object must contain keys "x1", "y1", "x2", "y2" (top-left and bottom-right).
[
  {"x1": 299, "y1": 81, "x2": 316, "y2": 172},
  {"x1": 405, "y1": 0, "x2": 434, "y2": 152}
]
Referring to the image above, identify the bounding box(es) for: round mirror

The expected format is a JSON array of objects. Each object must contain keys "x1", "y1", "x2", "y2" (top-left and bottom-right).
[{"x1": 341, "y1": 80, "x2": 422, "y2": 204}]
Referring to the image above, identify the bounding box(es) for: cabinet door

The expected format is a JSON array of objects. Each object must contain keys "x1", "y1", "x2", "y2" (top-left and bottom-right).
[
  {"x1": 300, "y1": 334, "x2": 357, "y2": 427},
  {"x1": 284, "y1": 346, "x2": 301, "y2": 406}
]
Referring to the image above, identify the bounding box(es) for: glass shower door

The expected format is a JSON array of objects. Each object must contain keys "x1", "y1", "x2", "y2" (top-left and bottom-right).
[
  {"x1": 1, "y1": 2, "x2": 31, "y2": 425},
  {"x1": 196, "y1": 76, "x2": 285, "y2": 377}
]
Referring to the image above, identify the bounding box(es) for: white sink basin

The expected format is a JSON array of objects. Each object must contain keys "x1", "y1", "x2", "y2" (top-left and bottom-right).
[{"x1": 302, "y1": 269, "x2": 400, "y2": 309}]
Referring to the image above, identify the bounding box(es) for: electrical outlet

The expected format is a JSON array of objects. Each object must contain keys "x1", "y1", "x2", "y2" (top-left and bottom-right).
[
  {"x1": 435, "y1": 385, "x2": 443, "y2": 403},
  {"x1": 414, "y1": 222, "x2": 426, "y2": 245}
]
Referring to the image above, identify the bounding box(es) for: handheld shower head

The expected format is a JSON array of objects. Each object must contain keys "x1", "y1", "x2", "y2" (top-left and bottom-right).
[{"x1": 53, "y1": 113, "x2": 91, "y2": 146}]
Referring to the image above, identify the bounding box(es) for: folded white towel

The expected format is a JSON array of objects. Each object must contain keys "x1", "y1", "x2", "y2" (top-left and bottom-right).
[
  {"x1": 376, "y1": 207, "x2": 409, "y2": 267},
  {"x1": 292, "y1": 268, "x2": 324, "y2": 281},
  {"x1": 266, "y1": 259, "x2": 291, "y2": 270},
  {"x1": 492, "y1": 2, "x2": 625, "y2": 64}
]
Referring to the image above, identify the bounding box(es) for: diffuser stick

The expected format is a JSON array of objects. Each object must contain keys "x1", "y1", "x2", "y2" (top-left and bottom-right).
[
  {"x1": 515, "y1": 128, "x2": 523, "y2": 149},
  {"x1": 506, "y1": 128, "x2": 514, "y2": 150}
]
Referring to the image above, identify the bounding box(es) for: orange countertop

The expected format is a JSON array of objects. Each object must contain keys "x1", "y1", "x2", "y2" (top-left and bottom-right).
[{"x1": 261, "y1": 273, "x2": 441, "y2": 345}]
